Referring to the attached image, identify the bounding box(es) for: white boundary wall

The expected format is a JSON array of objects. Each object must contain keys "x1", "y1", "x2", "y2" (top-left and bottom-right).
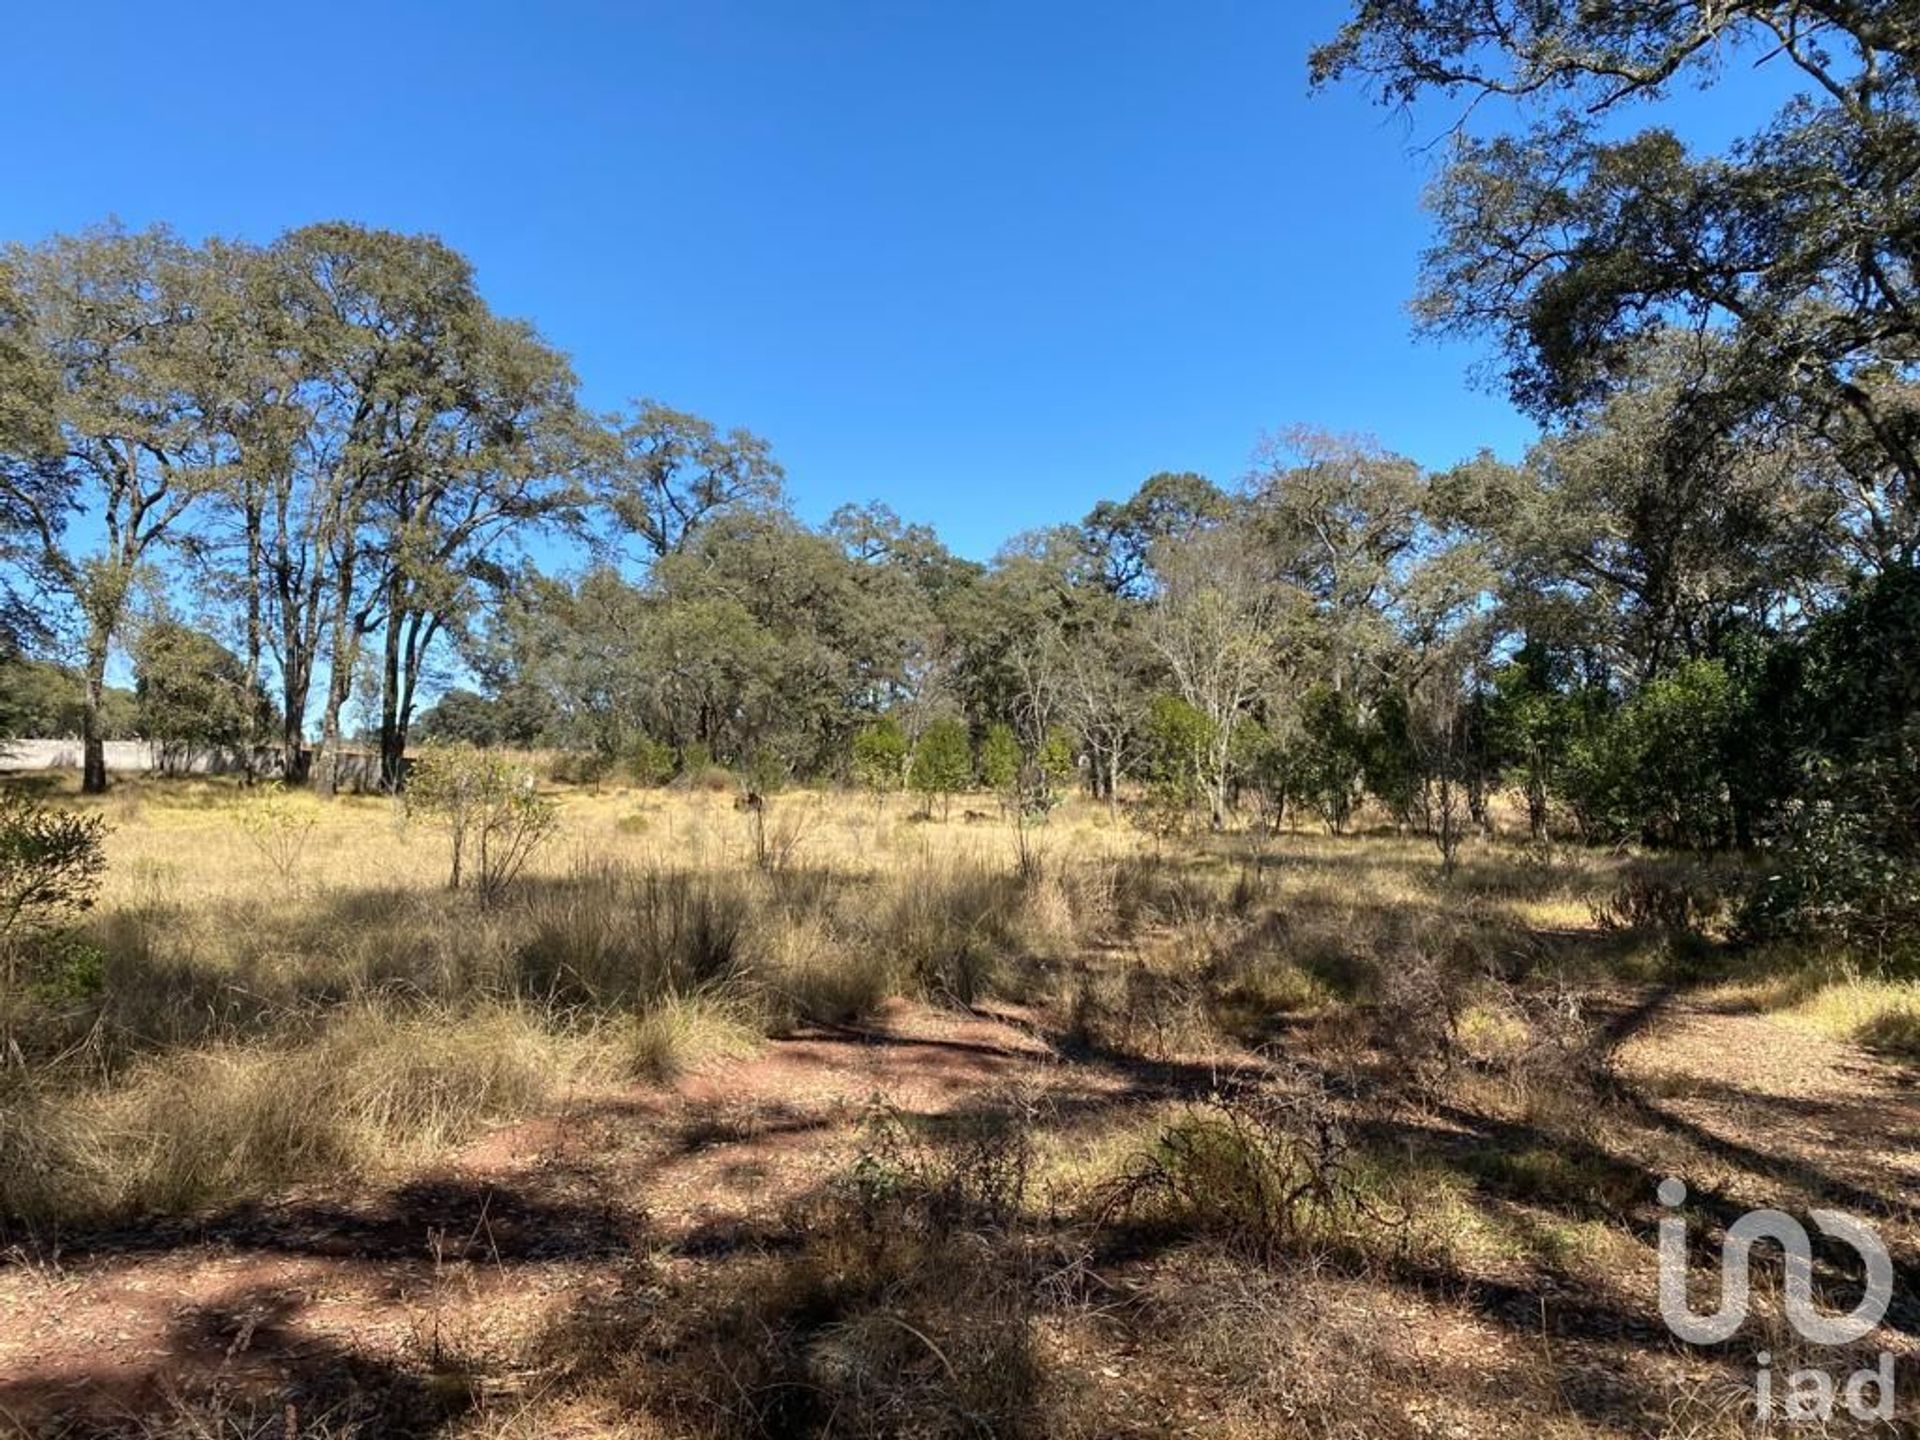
[
  {"x1": 0, "y1": 740, "x2": 385, "y2": 788},
  {"x1": 0, "y1": 739, "x2": 171, "y2": 772}
]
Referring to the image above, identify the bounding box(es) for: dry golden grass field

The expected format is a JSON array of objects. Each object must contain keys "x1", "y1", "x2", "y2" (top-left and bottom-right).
[{"x1": 2, "y1": 776, "x2": 1918, "y2": 1438}]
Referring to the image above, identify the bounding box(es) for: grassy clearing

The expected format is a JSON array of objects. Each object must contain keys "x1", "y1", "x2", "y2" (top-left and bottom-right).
[
  {"x1": 1706, "y1": 954, "x2": 1920, "y2": 1061},
  {"x1": 1, "y1": 776, "x2": 1898, "y2": 1438},
  {"x1": 0, "y1": 777, "x2": 1672, "y2": 1240},
  {"x1": 0, "y1": 780, "x2": 1245, "y2": 1232},
  {"x1": 0, "y1": 1000, "x2": 611, "y2": 1224}
]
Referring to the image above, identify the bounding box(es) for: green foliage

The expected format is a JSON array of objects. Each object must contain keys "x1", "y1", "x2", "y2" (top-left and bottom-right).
[
  {"x1": 0, "y1": 788, "x2": 108, "y2": 987},
  {"x1": 909, "y1": 717, "x2": 972, "y2": 816},
  {"x1": 1742, "y1": 786, "x2": 1920, "y2": 968},
  {"x1": 1359, "y1": 689, "x2": 1420, "y2": 827},
  {"x1": 1484, "y1": 650, "x2": 1580, "y2": 839},
  {"x1": 1037, "y1": 726, "x2": 1077, "y2": 791},
  {"x1": 25, "y1": 929, "x2": 107, "y2": 1002},
  {"x1": 1080, "y1": 470, "x2": 1229, "y2": 596},
  {"x1": 1141, "y1": 693, "x2": 1213, "y2": 814},
  {"x1": 134, "y1": 619, "x2": 271, "y2": 758},
  {"x1": 850, "y1": 716, "x2": 909, "y2": 795},
  {"x1": 624, "y1": 734, "x2": 677, "y2": 788},
  {"x1": 407, "y1": 745, "x2": 559, "y2": 903},
  {"x1": 1293, "y1": 686, "x2": 1368, "y2": 834},
  {"x1": 1736, "y1": 569, "x2": 1920, "y2": 958},
  {"x1": 415, "y1": 688, "x2": 517, "y2": 747},
  {"x1": 1769, "y1": 567, "x2": 1920, "y2": 856},
  {"x1": 1235, "y1": 720, "x2": 1293, "y2": 823},
  {"x1": 0, "y1": 656, "x2": 136, "y2": 740},
  {"x1": 1314, "y1": 4, "x2": 1920, "y2": 506},
  {"x1": 1563, "y1": 662, "x2": 1735, "y2": 849},
  {"x1": 597, "y1": 399, "x2": 786, "y2": 559},
  {"x1": 1627, "y1": 661, "x2": 1735, "y2": 849},
  {"x1": 976, "y1": 722, "x2": 1020, "y2": 792},
  {"x1": 491, "y1": 504, "x2": 949, "y2": 779}
]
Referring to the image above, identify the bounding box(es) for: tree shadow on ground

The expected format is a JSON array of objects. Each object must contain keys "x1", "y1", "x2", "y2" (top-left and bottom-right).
[
  {"x1": 0, "y1": 1279, "x2": 483, "y2": 1439},
  {"x1": 2, "y1": 1174, "x2": 647, "y2": 1269}
]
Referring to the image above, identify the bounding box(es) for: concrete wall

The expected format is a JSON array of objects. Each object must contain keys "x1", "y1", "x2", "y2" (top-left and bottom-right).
[
  {"x1": 0, "y1": 740, "x2": 388, "y2": 790},
  {"x1": 0, "y1": 739, "x2": 172, "y2": 773}
]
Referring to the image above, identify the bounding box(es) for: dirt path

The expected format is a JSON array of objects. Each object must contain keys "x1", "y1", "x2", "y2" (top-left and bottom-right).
[
  {"x1": 1609, "y1": 992, "x2": 1920, "y2": 1224},
  {"x1": 0, "y1": 1001, "x2": 1131, "y2": 1431},
  {"x1": 4, "y1": 987, "x2": 1918, "y2": 1436}
]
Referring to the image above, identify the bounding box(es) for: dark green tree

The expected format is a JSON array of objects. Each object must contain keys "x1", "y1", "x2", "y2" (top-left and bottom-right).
[
  {"x1": 133, "y1": 619, "x2": 274, "y2": 768},
  {"x1": 598, "y1": 400, "x2": 785, "y2": 561},
  {"x1": 1, "y1": 226, "x2": 237, "y2": 791},
  {"x1": 909, "y1": 715, "x2": 972, "y2": 819},
  {"x1": 1315, "y1": 3, "x2": 1920, "y2": 507}
]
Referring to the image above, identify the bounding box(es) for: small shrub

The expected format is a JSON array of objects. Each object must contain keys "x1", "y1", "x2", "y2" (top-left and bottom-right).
[
  {"x1": 0, "y1": 789, "x2": 109, "y2": 989},
  {"x1": 621, "y1": 993, "x2": 761, "y2": 1080},
  {"x1": 1593, "y1": 863, "x2": 1728, "y2": 937},
  {"x1": 624, "y1": 734, "x2": 676, "y2": 787},
  {"x1": 1096, "y1": 1070, "x2": 1388, "y2": 1262},
  {"x1": 846, "y1": 1095, "x2": 1036, "y2": 1238},
  {"x1": 408, "y1": 745, "x2": 559, "y2": 903},
  {"x1": 236, "y1": 783, "x2": 317, "y2": 883},
  {"x1": 1372, "y1": 943, "x2": 1473, "y2": 1089},
  {"x1": 517, "y1": 864, "x2": 752, "y2": 1008},
  {"x1": 1104, "y1": 853, "x2": 1219, "y2": 930},
  {"x1": 870, "y1": 860, "x2": 1019, "y2": 1005},
  {"x1": 1064, "y1": 958, "x2": 1216, "y2": 1060},
  {"x1": 762, "y1": 912, "x2": 893, "y2": 1024},
  {"x1": 546, "y1": 749, "x2": 614, "y2": 786}
]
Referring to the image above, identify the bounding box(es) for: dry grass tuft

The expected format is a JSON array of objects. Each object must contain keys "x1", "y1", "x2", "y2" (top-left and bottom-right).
[
  {"x1": 1, "y1": 1001, "x2": 607, "y2": 1226},
  {"x1": 618, "y1": 992, "x2": 763, "y2": 1080}
]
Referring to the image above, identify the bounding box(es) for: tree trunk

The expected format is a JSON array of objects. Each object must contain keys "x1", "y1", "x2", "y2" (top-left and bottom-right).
[
  {"x1": 241, "y1": 499, "x2": 265, "y2": 785},
  {"x1": 282, "y1": 677, "x2": 310, "y2": 782},
  {"x1": 379, "y1": 607, "x2": 404, "y2": 792},
  {"x1": 313, "y1": 625, "x2": 356, "y2": 800},
  {"x1": 313, "y1": 690, "x2": 347, "y2": 799},
  {"x1": 80, "y1": 622, "x2": 112, "y2": 794},
  {"x1": 1436, "y1": 776, "x2": 1459, "y2": 876}
]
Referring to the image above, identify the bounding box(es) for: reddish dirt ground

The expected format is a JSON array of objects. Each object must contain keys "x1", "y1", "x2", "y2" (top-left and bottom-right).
[
  {"x1": 3, "y1": 989, "x2": 1917, "y2": 1437},
  {"x1": 0, "y1": 1001, "x2": 1121, "y2": 1431}
]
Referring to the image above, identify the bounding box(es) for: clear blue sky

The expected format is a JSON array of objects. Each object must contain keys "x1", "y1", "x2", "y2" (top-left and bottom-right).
[{"x1": 3, "y1": 2, "x2": 1785, "y2": 560}]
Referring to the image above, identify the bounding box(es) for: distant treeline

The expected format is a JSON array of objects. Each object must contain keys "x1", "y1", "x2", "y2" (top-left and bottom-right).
[{"x1": 6, "y1": 0, "x2": 1920, "y2": 960}]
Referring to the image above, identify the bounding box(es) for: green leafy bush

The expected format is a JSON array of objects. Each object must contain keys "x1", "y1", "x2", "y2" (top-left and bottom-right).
[
  {"x1": 1742, "y1": 790, "x2": 1920, "y2": 968},
  {"x1": 0, "y1": 789, "x2": 109, "y2": 988},
  {"x1": 408, "y1": 745, "x2": 559, "y2": 903},
  {"x1": 624, "y1": 734, "x2": 676, "y2": 787},
  {"x1": 976, "y1": 722, "x2": 1020, "y2": 792},
  {"x1": 850, "y1": 716, "x2": 909, "y2": 795},
  {"x1": 909, "y1": 716, "x2": 972, "y2": 818}
]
